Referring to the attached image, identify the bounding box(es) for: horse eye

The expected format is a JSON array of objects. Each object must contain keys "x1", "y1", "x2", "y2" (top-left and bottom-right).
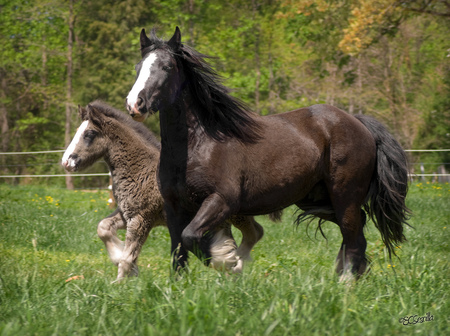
[
  {"x1": 162, "y1": 65, "x2": 172, "y2": 71},
  {"x1": 84, "y1": 130, "x2": 98, "y2": 140}
]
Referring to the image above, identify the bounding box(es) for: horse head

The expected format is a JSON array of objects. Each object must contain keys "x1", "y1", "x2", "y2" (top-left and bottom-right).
[
  {"x1": 126, "y1": 27, "x2": 184, "y2": 121},
  {"x1": 61, "y1": 104, "x2": 109, "y2": 172}
]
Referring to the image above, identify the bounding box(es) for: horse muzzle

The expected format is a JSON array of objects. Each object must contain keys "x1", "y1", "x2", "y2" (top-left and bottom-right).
[
  {"x1": 126, "y1": 100, "x2": 157, "y2": 122},
  {"x1": 61, "y1": 155, "x2": 80, "y2": 172},
  {"x1": 129, "y1": 110, "x2": 148, "y2": 122}
]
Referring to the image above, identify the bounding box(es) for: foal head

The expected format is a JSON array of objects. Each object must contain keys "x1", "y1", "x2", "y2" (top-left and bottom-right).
[
  {"x1": 61, "y1": 104, "x2": 111, "y2": 172},
  {"x1": 126, "y1": 27, "x2": 184, "y2": 121}
]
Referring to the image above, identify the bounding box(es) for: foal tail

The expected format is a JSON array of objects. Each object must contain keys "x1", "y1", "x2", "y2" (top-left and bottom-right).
[{"x1": 354, "y1": 115, "x2": 412, "y2": 257}]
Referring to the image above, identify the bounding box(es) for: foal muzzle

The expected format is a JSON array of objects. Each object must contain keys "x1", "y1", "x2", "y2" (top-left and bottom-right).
[{"x1": 61, "y1": 154, "x2": 80, "y2": 172}]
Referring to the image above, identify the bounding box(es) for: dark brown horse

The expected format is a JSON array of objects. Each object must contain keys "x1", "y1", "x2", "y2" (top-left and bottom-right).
[{"x1": 125, "y1": 27, "x2": 411, "y2": 280}]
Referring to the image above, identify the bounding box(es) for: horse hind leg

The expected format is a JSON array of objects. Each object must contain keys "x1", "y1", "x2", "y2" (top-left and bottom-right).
[
  {"x1": 97, "y1": 208, "x2": 126, "y2": 266},
  {"x1": 335, "y1": 208, "x2": 368, "y2": 282}
]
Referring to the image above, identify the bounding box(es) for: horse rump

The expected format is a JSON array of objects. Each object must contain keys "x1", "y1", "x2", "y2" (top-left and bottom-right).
[{"x1": 354, "y1": 114, "x2": 412, "y2": 257}]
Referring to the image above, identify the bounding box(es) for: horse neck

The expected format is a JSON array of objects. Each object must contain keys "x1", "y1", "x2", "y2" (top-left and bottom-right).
[
  {"x1": 104, "y1": 125, "x2": 158, "y2": 175},
  {"x1": 159, "y1": 92, "x2": 202, "y2": 161}
]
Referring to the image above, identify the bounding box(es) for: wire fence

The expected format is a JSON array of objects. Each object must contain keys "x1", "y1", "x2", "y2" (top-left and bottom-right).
[
  {"x1": 0, "y1": 149, "x2": 110, "y2": 189},
  {"x1": 1, "y1": 148, "x2": 449, "y2": 185}
]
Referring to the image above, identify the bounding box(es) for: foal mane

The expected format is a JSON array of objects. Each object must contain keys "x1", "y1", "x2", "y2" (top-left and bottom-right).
[
  {"x1": 147, "y1": 30, "x2": 262, "y2": 143},
  {"x1": 89, "y1": 100, "x2": 161, "y2": 150}
]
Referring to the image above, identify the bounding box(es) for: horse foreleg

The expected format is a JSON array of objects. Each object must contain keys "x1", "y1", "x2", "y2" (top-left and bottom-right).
[
  {"x1": 181, "y1": 194, "x2": 237, "y2": 271},
  {"x1": 116, "y1": 214, "x2": 152, "y2": 280},
  {"x1": 164, "y1": 203, "x2": 191, "y2": 273},
  {"x1": 229, "y1": 215, "x2": 264, "y2": 273},
  {"x1": 97, "y1": 209, "x2": 126, "y2": 266}
]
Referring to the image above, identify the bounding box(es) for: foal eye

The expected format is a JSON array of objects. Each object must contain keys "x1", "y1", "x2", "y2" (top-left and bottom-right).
[{"x1": 84, "y1": 130, "x2": 98, "y2": 140}]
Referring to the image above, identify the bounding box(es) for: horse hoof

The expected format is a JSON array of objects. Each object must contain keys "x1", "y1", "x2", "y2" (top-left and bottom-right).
[{"x1": 231, "y1": 258, "x2": 244, "y2": 274}]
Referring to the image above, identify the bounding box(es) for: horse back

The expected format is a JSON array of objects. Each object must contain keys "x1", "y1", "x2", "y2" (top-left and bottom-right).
[{"x1": 235, "y1": 104, "x2": 375, "y2": 213}]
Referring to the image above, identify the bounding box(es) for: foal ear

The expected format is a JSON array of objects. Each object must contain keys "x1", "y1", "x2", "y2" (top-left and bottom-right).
[
  {"x1": 140, "y1": 28, "x2": 152, "y2": 51},
  {"x1": 78, "y1": 105, "x2": 88, "y2": 120},
  {"x1": 86, "y1": 104, "x2": 106, "y2": 128},
  {"x1": 168, "y1": 26, "x2": 182, "y2": 51}
]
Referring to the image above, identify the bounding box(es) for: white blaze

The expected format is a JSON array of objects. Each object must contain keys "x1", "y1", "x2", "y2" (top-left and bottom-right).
[
  {"x1": 61, "y1": 120, "x2": 89, "y2": 168},
  {"x1": 126, "y1": 53, "x2": 158, "y2": 108}
]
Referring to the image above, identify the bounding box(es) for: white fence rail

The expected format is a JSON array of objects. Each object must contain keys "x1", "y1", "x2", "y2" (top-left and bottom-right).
[
  {"x1": 0, "y1": 149, "x2": 109, "y2": 182},
  {"x1": 0, "y1": 149, "x2": 449, "y2": 181}
]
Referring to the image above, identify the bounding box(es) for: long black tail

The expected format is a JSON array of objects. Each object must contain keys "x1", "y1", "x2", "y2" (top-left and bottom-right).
[{"x1": 354, "y1": 115, "x2": 412, "y2": 257}]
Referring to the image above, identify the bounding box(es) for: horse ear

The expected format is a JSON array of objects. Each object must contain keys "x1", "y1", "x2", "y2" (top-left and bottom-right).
[
  {"x1": 140, "y1": 28, "x2": 152, "y2": 51},
  {"x1": 86, "y1": 104, "x2": 105, "y2": 128},
  {"x1": 168, "y1": 26, "x2": 182, "y2": 51},
  {"x1": 78, "y1": 105, "x2": 88, "y2": 120}
]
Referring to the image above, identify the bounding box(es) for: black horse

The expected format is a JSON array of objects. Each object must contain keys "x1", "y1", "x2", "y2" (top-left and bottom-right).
[{"x1": 125, "y1": 27, "x2": 411, "y2": 280}]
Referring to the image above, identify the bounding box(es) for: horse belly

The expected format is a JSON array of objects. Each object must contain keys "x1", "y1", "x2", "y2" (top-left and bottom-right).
[{"x1": 239, "y1": 148, "x2": 322, "y2": 215}]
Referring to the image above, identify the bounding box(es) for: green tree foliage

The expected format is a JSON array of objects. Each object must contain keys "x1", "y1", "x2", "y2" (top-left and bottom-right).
[{"x1": 0, "y1": 0, "x2": 449, "y2": 182}]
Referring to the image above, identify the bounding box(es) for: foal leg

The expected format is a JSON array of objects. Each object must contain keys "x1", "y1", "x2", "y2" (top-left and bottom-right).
[
  {"x1": 97, "y1": 209, "x2": 126, "y2": 266},
  {"x1": 116, "y1": 214, "x2": 153, "y2": 280},
  {"x1": 229, "y1": 215, "x2": 264, "y2": 273}
]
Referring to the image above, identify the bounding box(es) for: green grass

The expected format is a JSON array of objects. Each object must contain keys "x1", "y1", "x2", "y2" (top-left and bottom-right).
[{"x1": 0, "y1": 183, "x2": 448, "y2": 335}]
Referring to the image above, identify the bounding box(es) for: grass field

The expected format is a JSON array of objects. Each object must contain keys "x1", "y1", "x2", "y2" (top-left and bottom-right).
[{"x1": 0, "y1": 183, "x2": 448, "y2": 335}]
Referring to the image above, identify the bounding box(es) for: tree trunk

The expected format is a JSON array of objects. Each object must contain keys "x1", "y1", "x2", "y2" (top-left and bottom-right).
[
  {"x1": 254, "y1": 31, "x2": 261, "y2": 114},
  {"x1": 1, "y1": 74, "x2": 9, "y2": 175},
  {"x1": 268, "y1": 30, "x2": 275, "y2": 115},
  {"x1": 188, "y1": 0, "x2": 195, "y2": 45},
  {"x1": 65, "y1": 0, "x2": 74, "y2": 190},
  {"x1": 1, "y1": 75, "x2": 9, "y2": 154}
]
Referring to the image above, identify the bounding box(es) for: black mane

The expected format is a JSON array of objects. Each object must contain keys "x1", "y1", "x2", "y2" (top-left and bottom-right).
[
  {"x1": 147, "y1": 30, "x2": 262, "y2": 143},
  {"x1": 89, "y1": 100, "x2": 161, "y2": 150}
]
